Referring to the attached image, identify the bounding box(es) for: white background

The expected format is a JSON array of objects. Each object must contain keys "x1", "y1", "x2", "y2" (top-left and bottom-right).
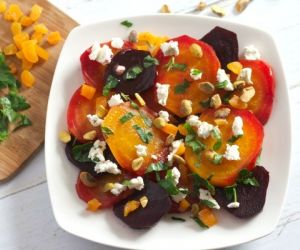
[{"x1": 1, "y1": 0, "x2": 300, "y2": 249}]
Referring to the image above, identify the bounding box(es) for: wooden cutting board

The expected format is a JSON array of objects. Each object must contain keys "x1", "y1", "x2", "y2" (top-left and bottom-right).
[{"x1": 0, "y1": 0, "x2": 78, "y2": 181}]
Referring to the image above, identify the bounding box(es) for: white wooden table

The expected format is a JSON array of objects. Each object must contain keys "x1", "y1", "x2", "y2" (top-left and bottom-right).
[{"x1": 1, "y1": 0, "x2": 300, "y2": 249}]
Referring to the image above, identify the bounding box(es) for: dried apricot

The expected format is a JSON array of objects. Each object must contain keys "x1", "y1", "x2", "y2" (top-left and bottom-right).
[{"x1": 21, "y1": 70, "x2": 35, "y2": 87}]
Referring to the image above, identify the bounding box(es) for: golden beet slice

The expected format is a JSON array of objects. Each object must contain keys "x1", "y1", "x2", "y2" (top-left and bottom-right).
[
  {"x1": 185, "y1": 108, "x2": 263, "y2": 187},
  {"x1": 102, "y1": 102, "x2": 167, "y2": 175}
]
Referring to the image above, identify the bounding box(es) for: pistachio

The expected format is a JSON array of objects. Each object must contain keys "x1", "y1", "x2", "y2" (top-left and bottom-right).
[
  {"x1": 173, "y1": 154, "x2": 186, "y2": 165},
  {"x1": 160, "y1": 4, "x2": 171, "y2": 13},
  {"x1": 165, "y1": 134, "x2": 175, "y2": 146},
  {"x1": 180, "y1": 99, "x2": 193, "y2": 116},
  {"x1": 83, "y1": 130, "x2": 97, "y2": 140},
  {"x1": 103, "y1": 182, "x2": 115, "y2": 192},
  {"x1": 153, "y1": 117, "x2": 166, "y2": 129},
  {"x1": 233, "y1": 80, "x2": 246, "y2": 90},
  {"x1": 58, "y1": 130, "x2": 71, "y2": 143},
  {"x1": 235, "y1": 0, "x2": 251, "y2": 13},
  {"x1": 132, "y1": 157, "x2": 144, "y2": 171},
  {"x1": 204, "y1": 150, "x2": 217, "y2": 161},
  {"x1": 214, "y1": 107, "x2": 231, "y2": 118},
  {"x1": 79, "y1": 172, "x2": 98, "y2": 187},
  {"x1": 214, "y1": 118, "x2": 228, "y2": 126},
  {"x1": 191, "y1": 203, "x2": 200, "y2": 217},
  {"x1": 139, "y1": 196, "x2": 149, "y2": 208},
  {"x1": 240, "y1": 86, "x2": 255, "y2": 103},
  {"x1": 210, "y1": 94, "x2": 222, "y2": 109},
  {"x1": 96, "y1": 104, "x2": 108, "y2": 118},
  {"x1": 196, "y1": 1, "x2": 207, "y2": 11},
  {"x1": 189, "y1": 43, "x2": 203, "y2": 58},
  {"x1": 229, "y1": 95, "x2": 248, "y2": 109},
  {"x1": 124, "y1": 200, "x2": 140, "y2": 217},
  {"x1": 134, "y1": 93, "x2": 146, "y2": 106},
  {"x1": 211, "y1": 4, "x2": 226, "y2": 17},
  {"x1": 198, "y1": 81, "x2": 215, "y2": 94},
  {"x1": 128, "y1": 30, "x2": 138, "y2": 43}
]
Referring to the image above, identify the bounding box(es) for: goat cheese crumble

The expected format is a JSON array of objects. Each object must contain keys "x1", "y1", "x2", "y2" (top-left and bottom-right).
[
  {"x1": 135, "y1": 144, "x2": 147, "y2": 157},
  {"x1": 237, "y1": 67, "x2": 253, "y2": 84},
  {"x1": 197, "y1": 121, "x2": 214, "y2": 139},
  {"x1": 160, "y1": 40, "x2": 179, "y2": 56},
  {"x1": 171, "y1": 189, "x2": 187, "y2": 203},
  {"x1": 110, "y1": 37, "x2": 124, "y2": 49},
  {"x1": 156, "y1": 83, "x2": 170, "y2": 106},
  {"x1": 108, "y1": 94, "x2": 124, "y2": 107},
  {"x1": 94, "y1": 160, "x2": 121, "y2": 175},
  {"x1": 89, "y1": 44, "x2": 113, "y2": 65},
  {"x1": 127, "y1": 176, "x2": 144, "y2": 190},
  {"x1": 158, "y1": 110, "x2": 170, "y2": 122},
  {"x1": 87, "y1": 114, "x2": 103, "y2": 127},
  {"x1": 243, "y1": 45, "x2": 261, "y2": 60},
  {"x1": 224, "y1": 144, "x2": 240, "y2": 161},
  {"x1": 187, "y1": 115, "x2": 201, "y2": 127},
  {"x1": 232, "y1": 116, "x2": 244, "y2": 136},
  {"x1": 110, "y1": 183, "x2": 127, "y2": 196},
  {"x1": 171, "y1": 166, "x2": 181, "y2": 185},
  {"x1": 190, "y1": 68, "x2": 202, "y2": 80},
  {"x1": 227, "y1": 201, "x2": 240, "y2": 208},
  {"x1": 167, "y1": 140, "x2": 182, "y2": 164},
  {"x1": 217, "y1": 69, "x2": 234, "y2": 91},
  {"x1": 199, "y1": 188, "x2": 220, "y2": 209},
  {"x1": 88, "y1": 140, "x2": 106, "y2": 162}
]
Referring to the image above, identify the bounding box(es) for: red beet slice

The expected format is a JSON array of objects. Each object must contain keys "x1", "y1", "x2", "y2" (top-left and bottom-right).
[
  {"x1": 113, "y1": 180, "x2": 171, "y2": 229},
  {"x1": 214, "y1": 166, "x2": 269, "y2": 218},
  {"x1": 201, "y1": 26, "x2": 238, "y2": 71},
  {"x1": 104, "y1": 49, "x2": 156, "y2": 95}
]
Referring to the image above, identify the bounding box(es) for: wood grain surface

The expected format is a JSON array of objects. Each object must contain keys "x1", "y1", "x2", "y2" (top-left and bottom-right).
[{"x1": 0, "y1": 0, "x2": 77, "y2": 181}]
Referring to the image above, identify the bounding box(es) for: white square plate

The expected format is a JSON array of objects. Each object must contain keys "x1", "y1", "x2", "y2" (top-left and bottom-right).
[{"x1": 45, "y1": 15, "x2": 291, "y2": 250}]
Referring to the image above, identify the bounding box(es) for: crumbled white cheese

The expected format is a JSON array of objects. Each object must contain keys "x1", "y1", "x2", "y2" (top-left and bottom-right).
[
  {"x1": 158, "y1": 110, "x2": 170, "y2": 122},
  {"x1": 89, "y1": 42, "x2": 101, "y2": 61},
  {"x1": 197, "y1": 121, "x2": 214, "y2": 139},
  {"x1": 187, "y1": 115, "x2": 201, "y2": 127},
  {"x1": 227, "y1": 201, "x2": 240, "y2": 208},
  {"x1": 167, "y1": 140, "x2": 182, "y2": 164},
  {"x1": 199, "y1": 188, "x2": 220, "y2": 209},
  {"x1": 87, "y1": 114, "x2": 103, "y2": 127},
  {"x1": 108, "y1": 94, "x2": 124, "y2": 107},
  {"x1": 171, "y1": 190, "x2": 187, "y2": 203},
  {"x1": 110, "y1": 37, "x2": 124, "y2": 49},
  {"x1": 232, "y1": 116, "x2": 244, "y2": 136},
  {"x1": 217, "y1": 69, "x2": 234, "y2": 91},
  {"x1": 110, "y1": 183, "x2": 127, "y2": 196},
  {"x1": 135, "y1": 144, "x2": 147, "y2": 157},
  {"x1": 94, "y1": 160, "x2": 121, "y2": 175},
  {"x1": 115, "y1": 65, "x2": 126, "y2": 75},
  {"x1": 88, "y1": 140, "x2": 106, "y2": 162},
  {"x1": 156, "y1": 83, "x2": 170, "y2": 106},
  {"x1": 160, "y1": 40, "x2": 179, "y2": 57},
  {"x1": 171, "y1": 167, "x2": 181, "y2": 185},
  {"x1": 151, "y1": 154, "x2": 158, "y2": 160},
  {"x1": 243, "y1": 45, "x2": 261, "y2": 60},
  {"x1": 237, "y1": 67, "x2": 253, "y2": 84},
  {"x1": 223, "y1": 144, "x2": 240, "y2": 161},
  {"x1": 127, "y1": 176, "x2": 144, "y2": 191},
  {"x1": 190, "y1": 68, "x2": 202, "y2": 80}
]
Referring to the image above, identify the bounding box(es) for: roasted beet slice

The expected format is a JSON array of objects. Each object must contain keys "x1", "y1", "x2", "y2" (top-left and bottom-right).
[
  {"x1": 201, "y1": 26, "x2": 238, "y2": 71},
  {"x1": 65, "y1": 139, "x2": 119, "y2": 177},
  {"x1": 215, "y1": 166, "x2": 269, "y2": 218},
  {"x1": 113, "y1": 180, "x2": 171, "y2": 229},
  {"x1": 104, "y1": 49, "x2": 156, "y2": 95}
]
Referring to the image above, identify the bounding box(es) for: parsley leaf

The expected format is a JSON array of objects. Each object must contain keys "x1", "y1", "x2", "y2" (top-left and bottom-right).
[
  {"x1": 190, "y1": 173, "x2": 215, "y2": 195},
  {"x1": 192, "y1": 217, "x2": 209, "y2": 229},
  {"x1": 171, "y1": 216, "x2": 186, "y2": 222},
  {"x1": 184, "y1": 123, "x2": 206, "y2": 153},
  {"x1": 146, "y1": 161, "x2": 168, "y2": 173},
  {"x1": 143, "y1": 55, "x2": 159, "y2": 68},
  {"x1": 124, "y1": 65, "x2": 143, "y2": 80},
  {"x1": 158, "y1": 169, "x2": 188, "y2": 196},
  {"x1": 103, "y1": 75, "x2": 119, "y2": 96},
  {"x1": 215, "y1": 80, "x2": 228, "y2": 89},
  {"x1": 139, "y1": 111, "x2": 152, "y2": 127},
  {"x1": 119, "y1": 112, "x2": 134, "y2": 124},
  {"x1": 101, "y1": 126, "x2": 114, "y2": 135},
  {"x1": 200, "y1": 199, "x2": 218, "y2": 209},
  {"x1": 6, "y1": 92, "x2": 30, "y2": 111},
  {"x1": 0, "y1": 53, "x2": 19, "y2": 90},
  {"x1": 211, "y1": 127, "x2": 222, "y2": 151},
  {"x1": 120, "y1": 20, "x2": 133, "y2": 28},
  {"x1": 237, "y1": 169, "x2": 259, "y2": 187},
  {"x1": 224, "y1": 184, "x2": 237, "y2": 201},
  {"x1": 212, "y1": 153, "x2": 223, "y2": 165},
  {"x1": 165, "y1": 57, "x2": 187, "y2": 72},
  {"x1": 72, "y1": 142, "x2": 94, "y2": 163},
  {"x1": 174, "y1": 79, "x2": 190, "y2": 94},
  {"x1": 132, "y1": 124, "x2": 153, "y2": 144},
  {"x1": 228, "y1": 134, "x2": 243, "y2": 144}
]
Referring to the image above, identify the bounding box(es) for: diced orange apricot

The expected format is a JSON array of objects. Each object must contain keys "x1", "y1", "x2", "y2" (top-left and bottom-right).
[
  {"x1": 9, "y1": 62, "x2": 17, "y2": 74},
  {"x1": 178, "y1": 124, "x2": 187, "y2": 136},
  {"x1": 0, "y1": 1, "x2": 7, "y2": 14},
  {"x1": 21, "y1": 40, "x2": 38, "y2": 63},
  {"x1": 47, "y1": 31, "x2": 62, "y2": 45},
  {"x1": 198, "y1": 208, "x2": 217, "y2": 227},
  {"x1": 36, "y1": 46, "x2": 49, "y2": 61},
  {"x1": 123, "y1": 200, "x2": 140, "y2": 217},
  {"x1": 29, "y1": 4, "x2": 43, "y2": 22},
  {"x1": 227, "y1": 61, "x2": 243, "y2": 75},
  {"x1": 20, "y1": 15, "x2": 33, "y2": 27},
  {"x1": 87, "y1": 198, "x2": 102, "y2": 211},
  {"x1": 21, "y1": 70, "x2": 35, "y2": 87},
  {"x1": 31, "y1": 31, "x2": 44, "y2": 44},
  {"x1": 160, "y1": 123, "x2": 178, "y2": 136},
  {"x1": 4, "y1": 4, "x2": 23, "y2": 22},
  {"x1": 175, "y1": 142, "x2": 186, "y2": 156},
  {"x1": 3, "y1": 43, "x2": 17, "y2": 55},
  {"x1": 178, "y1": 199, "x2": 191, "y2": 212},
  {"x1": 11, "y1": 22, "x2": 22, "y2": 35},
  {"x1": 136, "y1": 32, "x2": 169, "y2": 56},
  {"x1": 21, "y1": 59, "x2": 33, "y2": 70},
  {"x1": 34, "y1": 23, "x2": 48, "y2": 34},
  {"x1": 13, "y1": 32, "x2": 29, "y2": 49},
  {"x1": 80, "y1": 84, "x2": 96, "y2": 100},
  {"x1": 16, "y1": 50, "x2": 24, "y2": 59}
]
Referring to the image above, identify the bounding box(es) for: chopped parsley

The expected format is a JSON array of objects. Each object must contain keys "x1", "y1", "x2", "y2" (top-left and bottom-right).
[
  {"x1": 119, "y1": 112, "x2": 134, "y2": 124},
  {"x1": 132, "y1": 124, "x2": 153, "y2": 144},
  {"x1": 124, "y1": 65, "x2": 143, "y2": 80},
  {"x1": 101, "y1": 126, "x2": 114, "y2": 135},
  {"x1": 146, "y1": 161, "x2": 168, "y2": 173},
  {"x1": 139, "y1": 111, "x2": 152, "y2": 127},
  {"x1": 120, "y1": 92, "x2": 139, "y2": 110},
  {"x1": 215, "y1": 80, "x2": 228, "y2": 89},
  {"x1": 192, "y1": 217, "x2": 209, "y2": 229},
  {"x1": 228, "y1": 134, "x2": 243, "y2": 144},
  {"x1": 165, "y1": 57, "x2": 187, "y2": 72},
  {"x1": 237, "y1": 169, "x2": 259, "y2": 187},
  {"x1": 211, "y1": 127, "x2": 222, "y2": 151},
  {"x1": 200, "y1": 199, "x2": 218, "y2": 209},
  {"x1": 71, "y1": 142, "x2": 93, "y2": 163},
  {"x1": 143, "y1": 55, "x2": 159, "y2": 68},
  {"x1": 0, "y1": 53, "x2": 19, "y2": 90},
  {"x1": 190, "y1": 68, "x2": 202, "y2": 77},
  {"x1": 190, "y1": 173, "x2": 215, "y2": 196},
  {"x1": 171, "y1": 216, "x2": 186, "y2": 222},
  {"x1": 174, "y1": 79, "x2": 191, "y2": 94},
  {"x1": 158, "y1": 169, "x2": 188, "y2": 196},
  {"x1": 184, "y1": 123, "x2": 206, "y2": 153},
  {"x1": 103, "y1": 75, "x2": 119, "y2": 96},
  {"x1": 120, "y1": 20, "x2": 133, "y2": 28},
  {"x1": 212, "y1": 153, "x2": 223, "y2": 165},
  {"x1": 224, "y1": 184, "x2": 237, "y2": 201}
]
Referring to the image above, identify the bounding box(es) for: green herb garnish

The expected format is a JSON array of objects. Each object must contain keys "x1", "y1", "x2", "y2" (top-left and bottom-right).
[
  {"x1": 237, "y1": 169, "x2": 259, "y2": 187},
  {"x1": 119, "y1": 112, "x2": 134, "y2": 124},
  {"x1": 132, "y1": 124, "x2": 153, "y2": 144},
  {"x1": 159, "y1": 169, "x2": 188, "y2": 196},
  {"x1": 215, "y1": 80, "x2": 228, "y2": 89},
  {"x1": 139, "y1": 111, "x2": 152, "y2": 127},
  {"x1": 71, "y1": 142, "x2": 94, "y2": 163},
  {"x1": 184, "y1": 123, "x2": 206, "y2": 153},
  {"x1": 222, "y1": 92, "x2": 234, "y2": 104},
  {"x1": 120, "y1": 20, "x2": 133, "y2": 28},
  {"x1": 124, "y1": 65, "x2": 143, "y2": 80},
  {"x1": 174, "y1": 79, "x2": 190, "y2": 94},
  {"x1": 200, "y1": 199, "x2": 218, "y2": 209},
  {"x1": 192, "y1": 217, "x2": 209, "y2": 229},
  {"x1": 165, "y1": 57, "x2": 187, "y2": 72},
  {"x1": 143, "y1": 55, "x2": 159, "y2": 68},
  {"x1": 101, "y1": 126, "x2": 114, "y2": 135},
  {"x1": 190, "y1": 173, "x2": 215, "y2": 196},
  {"x1": 224, "y1": 184, "x2": 237, "y2": 201},
  {"x1": 171, "y1": 216, "x2": 186, "y2": 222},
  {"x1": 6, "y1": 92, "x2": 30, "y2": 111},
  {"x1": 146, "y1": 161, "x2": 168, "y2": 173},
  {"x1": 190, "y1": 68, "x2": 202, "y2": 78},
  {"x1": 0, "y1": 53, "x2": 19, "y2": 90},
  {"x1": 228, "y1": 134, "x2": 243, "y2": 144},
  {"x1": 212, "y1": 153, "x2": 223, "y2": 165},
  {"x1": 103, "y1": 75, "x2": 119, "y2": 96},
  {"x1": 211, "y1": 127, "x2": 222, "y2": 151}
]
